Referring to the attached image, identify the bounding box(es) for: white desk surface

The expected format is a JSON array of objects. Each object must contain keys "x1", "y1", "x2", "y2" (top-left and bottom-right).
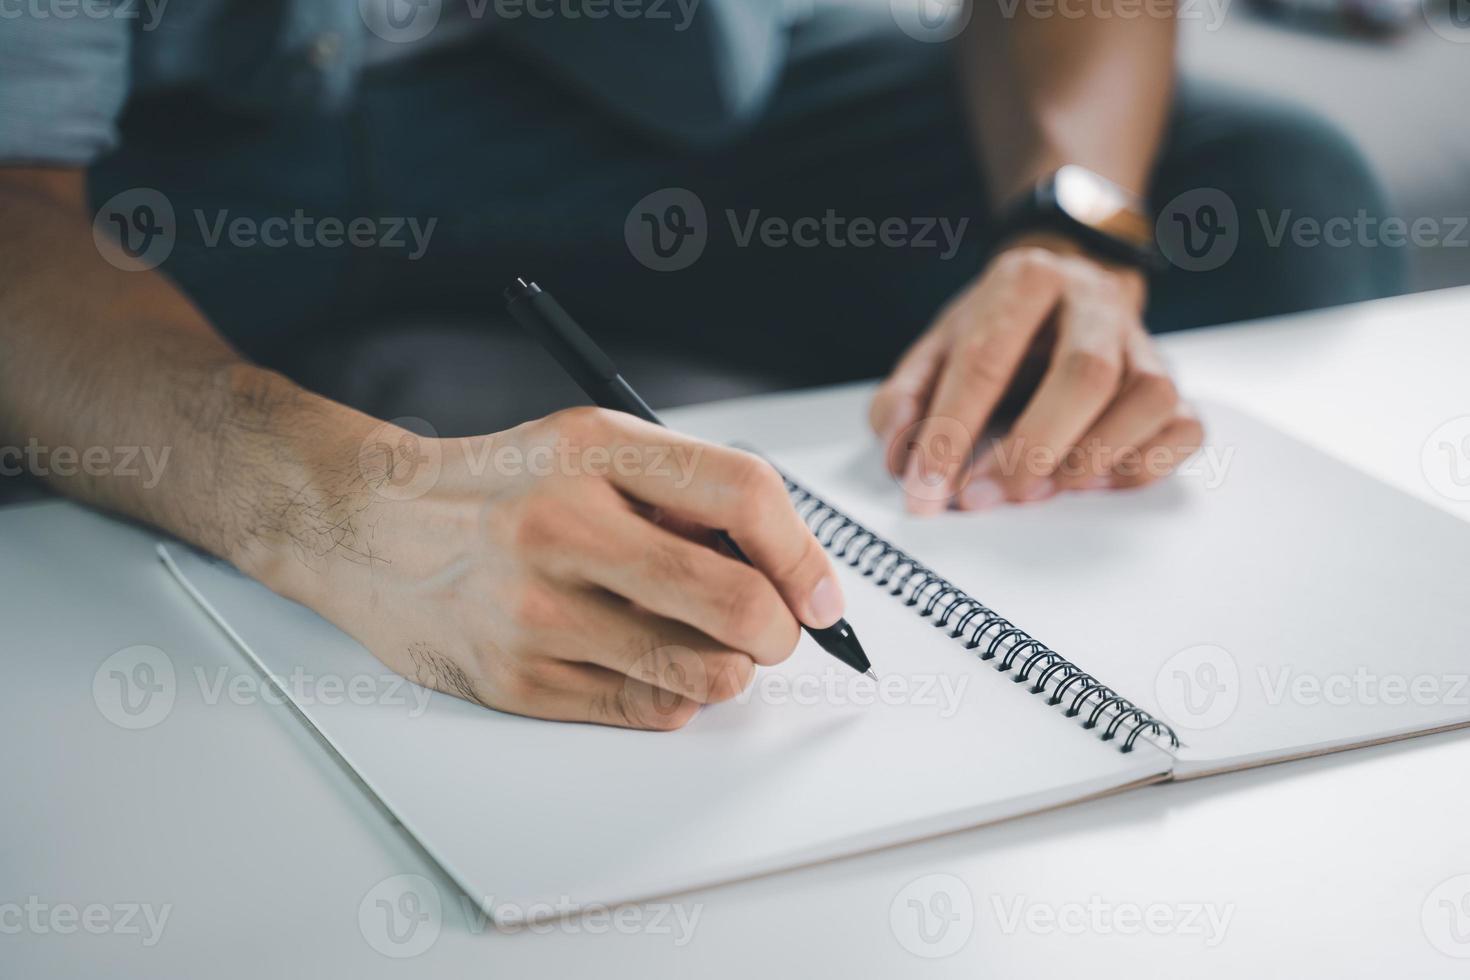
[{"x1": 6, "y1": 287, "x2": 1470, "y2": 978}]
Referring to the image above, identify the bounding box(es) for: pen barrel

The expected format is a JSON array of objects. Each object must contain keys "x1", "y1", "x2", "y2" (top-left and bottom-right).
[{"x1": 506, "y1": 283, "x2": 620, "y2": 392}]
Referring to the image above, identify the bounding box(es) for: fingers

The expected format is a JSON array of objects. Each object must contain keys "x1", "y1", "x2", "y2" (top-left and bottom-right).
[
  {"x1": 1109, "y1": 406, "x2": 1205, "y2": 490},
  {"x1": 542, "y1": 589, "x2": 754, "y2": 704},
  {"x1": 565, "y1": 591, "x2": 758, "y2": 702},
  {"x1": 901, "y1": 249, "x2": 1067, "y2": 514},
  {"x1": 491, "y1": 591, "x2": 756, "y2": 731},
  {"x1": 572, "y1": 507, "x2": 800, "y2": 666},
  {"x1": 1052, "y1": 332, "x2": 1182, "y2": 492},
  {"x1": 589, "y1": 415, "x2": 844, "y2": 630},
  {"x1": 869, "y1": 329, "x2": 945, "y2": 474},
  {"x1": 495, "y1": 659, "x2": 704, "y2": 732},
  {"x1": 963, "y1": 275, "x2": 1125, "y2": 504}
]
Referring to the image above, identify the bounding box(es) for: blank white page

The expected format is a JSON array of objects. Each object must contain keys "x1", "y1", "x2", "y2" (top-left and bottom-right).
[
  {"x1": 671, "y1": 386, "x2": 1470, "y2": 777},
  {"x1": 162, "y1": 543, "x2": 1169, "y2": 917}
]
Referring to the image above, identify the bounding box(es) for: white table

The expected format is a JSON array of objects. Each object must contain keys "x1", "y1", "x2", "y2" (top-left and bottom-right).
[{"x1": 5, "y1": 287, "x2": 1470, "y2": 978}]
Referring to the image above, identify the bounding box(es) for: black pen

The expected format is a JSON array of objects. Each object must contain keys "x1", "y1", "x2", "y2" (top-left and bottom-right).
[{"x1": 504, "y1": 277, "x2": 873, "y2": 678}]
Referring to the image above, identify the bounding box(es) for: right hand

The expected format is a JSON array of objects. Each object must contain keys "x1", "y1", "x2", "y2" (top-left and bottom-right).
[{"x1": 269, "y1": 407, "x2": 845, "y2": 731}]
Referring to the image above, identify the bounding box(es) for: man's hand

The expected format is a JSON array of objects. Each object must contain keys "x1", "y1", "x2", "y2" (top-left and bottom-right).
[
  {"x1": 267, "y1": 407, "x2": 845, "y2": 731},
  {"x1": 869, "y1": 237, "x2": 1202, "y2": 514}
]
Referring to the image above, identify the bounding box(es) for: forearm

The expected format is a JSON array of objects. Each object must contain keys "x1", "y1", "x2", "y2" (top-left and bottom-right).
[
  {"x1": 0, "y1": 171, "x2": 379, "y2": 593},
  {"x1": 960, "y1": 2, "x2": 1177, "y2": 203}
]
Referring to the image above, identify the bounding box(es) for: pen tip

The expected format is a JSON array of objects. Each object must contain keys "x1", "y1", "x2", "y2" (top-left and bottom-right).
[{"x1": 864, "y1": 669, "x2": 878, "y2": 681}]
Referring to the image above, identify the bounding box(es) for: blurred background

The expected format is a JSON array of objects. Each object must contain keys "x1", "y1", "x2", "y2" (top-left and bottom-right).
[{"x1": 1179, "y1": 0, "x2": 1469, "y2": 292}]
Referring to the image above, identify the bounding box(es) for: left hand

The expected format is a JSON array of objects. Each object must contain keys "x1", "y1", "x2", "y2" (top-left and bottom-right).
[{"x1": 869, "y1": 233, "x2": 1203, "y2": 514}]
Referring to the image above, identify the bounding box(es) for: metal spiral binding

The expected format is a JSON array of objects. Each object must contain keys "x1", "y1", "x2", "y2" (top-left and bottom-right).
[{"x1": 781, "y1": 475, "x2": 1180, "y2": 754}]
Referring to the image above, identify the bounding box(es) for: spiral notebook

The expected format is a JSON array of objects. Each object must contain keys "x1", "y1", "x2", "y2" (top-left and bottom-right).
[{"x1": 161, "y1": 389, "x2": 1470, "y2": 916}]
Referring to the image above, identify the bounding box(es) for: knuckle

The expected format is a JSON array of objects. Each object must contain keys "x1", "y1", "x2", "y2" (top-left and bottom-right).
[
  {"x1": 775, "y1": 534, "x2": 827, "y2": 595},
  {"x1": 721, "y1": 575, "x2": 776, "y2": 650},
  {"x1": 954, "y1": 335, "x2": 1013, "y2": 392},
  {"x1": 868, "y1": 388, "x2": 899, "y2": 434},
  {"x1": 1178, "y1": 416, "x2": 1206, "y2": 452},
  {"x1": 594, "y1": 687, "x2": 647, "y2": 729},
  {"x1": 548, "y1": 405, "x2": 614, "y2": 446},
  {"x1": 642, "y1": 697, "x2": 698, "y2": 731},
  {"x1": 511, "y1": 493, "x2": 575, "y2": 553},
  {"x1": 509, "y1": 582, "x2": 560, "y2": 632},
  {"x1": 728, "y1": 454, "x2": 787, "y2": 523},
  {"x1": 1130, "y1": 370, "x2": 1180, "y2": 415},
  {"x1": 497, "y1": 659, "x2": 551, "y2": 705},
  {"x1": 1060, "y1": 348, "x2": 1122, "y2": 392},
  {"x1": 623, "y1": 635, "x2": 676, "y2": 686},
  {"x1": 995, "y1": 246, "x2": 1059, "y2": 288},
  {"x1": 703, "y1": 653, "x2": 756, "y2": 703},
  {"x1": 613, "y1": 679, "x2": 698, "y2": 730},
  {"x1": 645, "y1": 540, "x2": 698, "y2": 585}
]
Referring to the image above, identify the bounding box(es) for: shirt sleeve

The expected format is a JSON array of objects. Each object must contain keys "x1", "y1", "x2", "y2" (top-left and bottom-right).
[{"x1": 0, "y1": 14, "x2": 131, "y2": 167}]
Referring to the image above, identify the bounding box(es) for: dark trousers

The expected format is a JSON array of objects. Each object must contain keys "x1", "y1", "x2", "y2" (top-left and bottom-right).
[{"x1": 92, "y1": 18, "x2": 1403, "y2": 437}]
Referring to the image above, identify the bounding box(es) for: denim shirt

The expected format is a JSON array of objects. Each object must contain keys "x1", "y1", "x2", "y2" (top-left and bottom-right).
[{"x1": 0, "y1": 0, "x2": 794, "y2": 166}]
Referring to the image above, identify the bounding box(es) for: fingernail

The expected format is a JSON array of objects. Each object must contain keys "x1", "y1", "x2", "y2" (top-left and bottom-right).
[
  {"x1": 1019, "y1": 478, "x2": 1055, "y2": 502},
  {"x1": 958, "y1": 477, "x2": 1005, "y2": 511},
  {"x1": 1078, "y1": 475, "x2": 1112, "y2": 490},
  {"x1": 807, "y1": 575, "x2": 844, "y2": 628}
]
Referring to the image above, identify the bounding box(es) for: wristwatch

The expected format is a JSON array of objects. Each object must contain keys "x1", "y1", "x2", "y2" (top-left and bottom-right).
[{"x1": 990, "y1": 165, "x2": 1162, "y2": 271}]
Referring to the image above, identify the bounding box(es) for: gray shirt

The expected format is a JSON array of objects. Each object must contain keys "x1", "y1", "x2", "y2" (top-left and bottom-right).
[{"x1": 0, "y1": 0, "x2": 802, "y2": 166}]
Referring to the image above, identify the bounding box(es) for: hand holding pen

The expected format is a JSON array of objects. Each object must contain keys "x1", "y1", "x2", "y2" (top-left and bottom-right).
[{"x1": 506, "y1": 278, "x2": 872, "y2": 679}]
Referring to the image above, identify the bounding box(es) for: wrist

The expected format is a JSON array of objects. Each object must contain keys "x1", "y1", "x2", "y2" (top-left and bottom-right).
[
  {"x1": 994, "y1": 230, "x2": 1148, "y2": 312},
  {"x1": 209, "y1": 363, "x2": 387, "y2": 607}
]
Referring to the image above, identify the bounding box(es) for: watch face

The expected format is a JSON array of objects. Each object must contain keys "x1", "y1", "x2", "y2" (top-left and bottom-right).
[{"x1": 1053, "y1": 165, "x2": 1153, "y2": 249}]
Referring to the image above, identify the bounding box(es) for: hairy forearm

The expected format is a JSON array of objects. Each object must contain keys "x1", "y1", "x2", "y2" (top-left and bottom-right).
[
  {"x1": 960, "y1": 1, "x2": 1177, "y2": 203},
  {"x1": 0, "y1": 173, "x2": 380, "y2": 592}
]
